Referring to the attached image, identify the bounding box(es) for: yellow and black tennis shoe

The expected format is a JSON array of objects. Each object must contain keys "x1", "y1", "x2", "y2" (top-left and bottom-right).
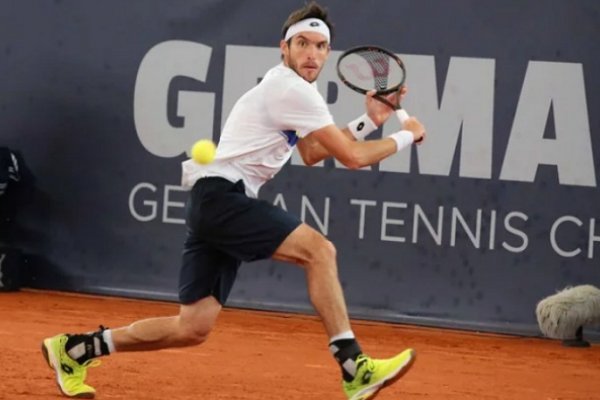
[
  {"x1": 343, "y1": 348, "x2": 416, "y2": 400},
  {"x1": 41, "y1": 334, "x2": 100, "y2": 398}
]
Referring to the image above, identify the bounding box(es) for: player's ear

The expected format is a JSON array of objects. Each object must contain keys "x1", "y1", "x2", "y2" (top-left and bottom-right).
[
  {"x1": 280, "y1": 39, "x2": 289, "y2": 54},
  {"x1": 280, "y1": 39, "x2": 290, "y2": 62}
]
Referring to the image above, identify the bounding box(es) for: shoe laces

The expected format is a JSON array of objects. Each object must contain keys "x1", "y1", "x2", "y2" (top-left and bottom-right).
[
  {"x1": 356, "y1": 355, "x2": 376, "y2": 374},
  {"x1": 83, "y1": 360, "x2": 101, "y2": 368},
  {"x1": 73, "y1": 360, "x2": 101, "y2": 381}
]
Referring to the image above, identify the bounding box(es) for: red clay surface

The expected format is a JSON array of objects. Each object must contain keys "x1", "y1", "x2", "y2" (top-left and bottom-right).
[{"x1": 2, "y1": 290, "x2": 599, "y2": 400}]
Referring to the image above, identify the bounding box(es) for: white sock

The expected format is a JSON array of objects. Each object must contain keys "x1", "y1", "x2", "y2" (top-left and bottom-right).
[
  {"x1": 102, "y1": 329, "x2": 116, "y2": 354},
  {"x1": 329, "y1": 330, "x2": 355, "y2": 344}
]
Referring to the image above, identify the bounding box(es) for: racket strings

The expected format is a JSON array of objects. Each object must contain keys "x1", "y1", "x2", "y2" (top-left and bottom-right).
[
  {"x1": 339, "y1": 49, "x2": 404, "y2": 92},
  {"x1": 358, "y1": 50, "x2": 390, "y2": 91}
]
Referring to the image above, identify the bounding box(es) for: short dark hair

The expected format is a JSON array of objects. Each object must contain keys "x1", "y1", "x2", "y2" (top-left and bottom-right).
[{"x1": 281, "y1": 1, "x2": 335, "y2": 43}]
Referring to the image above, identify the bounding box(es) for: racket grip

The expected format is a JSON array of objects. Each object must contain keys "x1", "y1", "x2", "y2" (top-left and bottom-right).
[{"x1": 396, "y1": 109, "x2": 410, "y2": 125}]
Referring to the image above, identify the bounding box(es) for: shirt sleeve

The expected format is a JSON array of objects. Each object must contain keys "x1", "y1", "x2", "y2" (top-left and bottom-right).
[{"x1": 268, "y1": 81, "x2": 334, "y2": 138}]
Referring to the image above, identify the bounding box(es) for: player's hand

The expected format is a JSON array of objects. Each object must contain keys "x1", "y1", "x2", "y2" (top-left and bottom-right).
[
  {"x1": 404, "y1": 117, "x2": 426, "y2": 144},
  {"x1": 365, "y1": 86, "x2": 408, "y2": 126}
]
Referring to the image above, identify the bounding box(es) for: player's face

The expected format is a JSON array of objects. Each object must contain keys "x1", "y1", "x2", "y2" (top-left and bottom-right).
[{"x1": 281, "y1": 32, "x2": 330, "y2": 83}]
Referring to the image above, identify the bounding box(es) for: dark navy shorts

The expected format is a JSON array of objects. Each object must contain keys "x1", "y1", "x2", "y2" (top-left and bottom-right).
[{"x1": 178, "y1": 177, "x2": 302, "y2": 305}]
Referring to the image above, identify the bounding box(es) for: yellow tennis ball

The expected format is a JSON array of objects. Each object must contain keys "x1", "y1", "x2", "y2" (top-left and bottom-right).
[{"x1": 191, "y1": 139, "x2": 216, "y2": 164}]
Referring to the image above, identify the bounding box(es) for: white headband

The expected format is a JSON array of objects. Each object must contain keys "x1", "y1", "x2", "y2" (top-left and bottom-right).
[{"x1": 284, "y1": 18, "x2": 330, "y2": 43}]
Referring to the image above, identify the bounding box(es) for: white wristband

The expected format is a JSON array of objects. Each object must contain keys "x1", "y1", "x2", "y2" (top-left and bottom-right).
[
  {"x1": 388, "y1": 130, "x2": 414, "y2": 153},
  {"x1": 347, "y1": 114, "x2": 377, "y2": 140},
  {"x1": 396, "y1": 109, "x2": 410, "y2": 126}
]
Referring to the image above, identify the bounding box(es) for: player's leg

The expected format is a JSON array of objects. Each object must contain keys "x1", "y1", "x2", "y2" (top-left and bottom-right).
[
  {"x1": 41, "y1": 296, "x2": 222, "y2": 397},
  {"x1": 55, "y1": 232, "x2": 234, "y2": 384},
  {"x1": 41, "y1": 178, "x2": 241, "y2": 398},
  {"x1": 109, "y1": 295, "x2": 222, "y2": 351},
  {"x1": 41, "y1": 247, "x2": 234, "y2": 399},
  {"x1": 273, "y1": 224, "x2": 416, "y2": 400},
  {"x1": 272, "y1": 223, "x2": 351, "y2": 337},
  {"x1": 272, "y1": 224, "x2": 363, "y2": 380},
  {"x1": 109, "y1": 240, "x2": 240, "y2": 352}
]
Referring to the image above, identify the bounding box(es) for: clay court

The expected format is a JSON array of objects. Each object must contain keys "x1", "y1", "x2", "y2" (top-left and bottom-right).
[{"x1": 1, "y1": 290, "x2": 598, "y2": 400}]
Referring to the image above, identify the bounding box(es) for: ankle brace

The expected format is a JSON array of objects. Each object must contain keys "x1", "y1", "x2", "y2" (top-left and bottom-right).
[
  {"x1": 329, "y1": 338, "x2": 362, "y2": 382},
  {"x1": 65, "y1": 325, "x2": 111, "y2": 364}
]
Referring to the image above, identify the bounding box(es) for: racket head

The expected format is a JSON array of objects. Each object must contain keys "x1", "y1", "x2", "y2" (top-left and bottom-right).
[{"x1": 336, "y1": 45, "x2": 406, "y2": 96}]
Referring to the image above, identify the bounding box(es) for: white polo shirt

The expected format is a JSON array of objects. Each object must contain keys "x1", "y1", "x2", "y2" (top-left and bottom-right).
[{"x1": 181, "y1": 63, "x2": 334, "y2": 198}]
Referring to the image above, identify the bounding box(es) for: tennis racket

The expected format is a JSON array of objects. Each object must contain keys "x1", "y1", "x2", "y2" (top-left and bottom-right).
[{"x1": 336, "y1": 45, "x2": 411, "y2": 127}]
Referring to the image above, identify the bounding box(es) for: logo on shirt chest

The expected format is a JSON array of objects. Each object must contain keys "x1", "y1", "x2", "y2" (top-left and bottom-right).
[{"x1": 280, "y1": 130, "x2": 299, "y2": 146}]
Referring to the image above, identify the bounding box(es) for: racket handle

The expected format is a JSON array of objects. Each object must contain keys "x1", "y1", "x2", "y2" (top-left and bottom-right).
[{"x1": 396, "y1": 109, "x2": 410, "y2": 125}]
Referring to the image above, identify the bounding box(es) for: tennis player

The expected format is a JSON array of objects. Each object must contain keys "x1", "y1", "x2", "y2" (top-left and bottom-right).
[{"x1": 41, "y1": 2, "x2": 425, "y2": 399}]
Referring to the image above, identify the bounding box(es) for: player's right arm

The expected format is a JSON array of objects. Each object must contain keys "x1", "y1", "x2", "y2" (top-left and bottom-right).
[
  {"x1": 298, "y1": 119, "x2": 425, "y2": 168},
  {"x1": 296, "y1": 88, "x2": 415, "y2": 166},
  {"x1": 270, "y1": 77, "x2": 424, "y2": 168}
]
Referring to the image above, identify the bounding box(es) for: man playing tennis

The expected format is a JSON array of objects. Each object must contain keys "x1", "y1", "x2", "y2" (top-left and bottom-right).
[{"x1": 41, "y1": 2, "x2": 426, "y2": 399}]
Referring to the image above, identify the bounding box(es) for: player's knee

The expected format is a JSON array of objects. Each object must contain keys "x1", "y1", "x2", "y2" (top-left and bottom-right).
[
  {"x1": 307, "y1": 237, "x2": 337, "y2": 269},
  {"x1": 179, "y1": 323, "x2": 213, "y2": 346},
  {"x1": 322, "y1": 239, "x2": 337, "y2": 261},
  {"x1": 177, "y1": 296, "x2": 221, "y2": 346}
]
